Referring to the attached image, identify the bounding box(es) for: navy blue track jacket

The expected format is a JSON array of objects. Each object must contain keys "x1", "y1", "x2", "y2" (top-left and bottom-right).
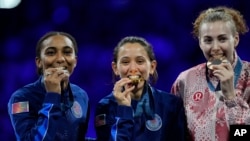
[
  {"x1": 8, "y1": 76, "x2": 90, "y2": 141},
  {"x1": 95, "y1": 84, "x2": 187, "y2": 141}
]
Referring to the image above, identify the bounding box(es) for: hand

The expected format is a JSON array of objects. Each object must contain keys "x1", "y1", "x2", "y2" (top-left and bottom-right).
[
  {"x1": 44, "y1": 68, "x2": 69, "y2": 94},
  {"x1": 212, "y1": 61, "x2": 235, "y2": 100},
  {"x1": 113, "y1": 78, "x2": 135, "y2": 106}
]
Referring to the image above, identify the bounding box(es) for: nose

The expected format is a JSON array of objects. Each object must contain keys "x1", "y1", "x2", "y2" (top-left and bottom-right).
[
  {"x1": 129, "y1": 69, "x2": 138, "y2": 74},
  {"x1": 211, "y1": 41, "x2": 220, "y2": 50},
  {"x1": 56, "y1": 52, "x2": 66, "y2": 64},
  {"x1": 129, "y1": 62, "x2": 139, "y2": 74}
]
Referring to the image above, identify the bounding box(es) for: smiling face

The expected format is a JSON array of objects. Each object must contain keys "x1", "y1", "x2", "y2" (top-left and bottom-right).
[
  {"x1": 35, "y1": 35, "x2": 77, "y2": 76},
  {"x1": 112, "y1": 43, "x2": 156, "y2": 86},
  {"x1": 199, "y1": 21, "x2": 239, "y2": 63}
]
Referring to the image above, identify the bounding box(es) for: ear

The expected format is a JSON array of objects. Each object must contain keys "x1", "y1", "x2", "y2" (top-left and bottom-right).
[
  {"x1": 111, "y1": 62, "x2": 118, "y2": 75},
  {"x1": 198, "y1": 37, "x2": 202, "y2": 49},
  {"x1": 74, "y1": 56, "x2": 78, "y2": 67},
  {"x1": 150, "y1": 60, "x2": 157, "y2": 75},
  {"x1": 234, "y1": 33, "x2": 239, "y2": 48},
  {"x1": 35, "y1": 57, "x2": 42, "y2": 69}
]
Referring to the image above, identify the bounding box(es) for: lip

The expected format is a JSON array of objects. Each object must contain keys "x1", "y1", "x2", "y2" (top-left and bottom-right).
[
  {"x1": 210, "y1": 53, "x2": 224, "y2": 58},
  {"x1": 55, "y1": 66, "x2": 67, "y2": 70}
]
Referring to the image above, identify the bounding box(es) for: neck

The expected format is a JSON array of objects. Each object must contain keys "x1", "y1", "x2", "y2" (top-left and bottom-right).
[
  {"x1": 131, "y1": 82, "x2": 147, "y2": 100},
  {"x1": 131, "y1": 88, "x2": 143, "y2": 100}
]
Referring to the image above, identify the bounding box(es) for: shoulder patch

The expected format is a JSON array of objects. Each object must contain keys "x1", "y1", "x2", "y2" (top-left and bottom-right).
[
  {"x1": 95, "y1": 114, "x2": 106, "y2": 127},
  {"x1": 12, "y1": 101, "x2": 29, "y2": 114}
]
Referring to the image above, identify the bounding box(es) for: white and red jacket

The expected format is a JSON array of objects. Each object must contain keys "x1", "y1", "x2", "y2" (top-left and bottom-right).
[{"x1": 171, "y1": 53, "x2": 250, "y2": 141}]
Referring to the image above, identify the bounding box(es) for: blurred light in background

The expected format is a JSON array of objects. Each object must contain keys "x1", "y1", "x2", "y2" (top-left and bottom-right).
[
  {"x1": 52, "y1": 6, "x2": 70, "y2": 25},
  {"x1": 0, "y1": 0, "x2": 21, "y2": 9}
]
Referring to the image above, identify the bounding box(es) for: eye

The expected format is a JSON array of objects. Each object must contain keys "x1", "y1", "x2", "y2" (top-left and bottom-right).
[
  {"x1": 203, "y1": 38, "x2": 212, "y2": 44},
  {"x1": 64, "y1": 50, "x2": 73, "y2": 55},
  {"x1": 45, "y1": 49, "x2": 56, "y2": 56},
  {"x1": 219, "y1": 37, "x2": 227, "y2": 42},
  {"x1": 121, "y1": 60, "x2": 129, "y2": 64},
  {"x1": 63, "y1": 47, "x2": 74, "y2": 55},
  {"x1": 136, "y1": 57, "x2": 146, "y2": 64},
  {"x1": 137, "y1": 59, "x2": 145, "y2": 64}
]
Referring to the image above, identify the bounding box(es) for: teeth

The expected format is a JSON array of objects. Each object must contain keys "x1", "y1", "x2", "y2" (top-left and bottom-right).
[
  {"x1": 57, "y1": 67, "x2": 66, "y2": 70},
  {"x1": 213, "y1": 55, "x2": 223, "y2": 59},
  {"x1": 129, "y1": 75, "x2": 139, "y2": 79}
]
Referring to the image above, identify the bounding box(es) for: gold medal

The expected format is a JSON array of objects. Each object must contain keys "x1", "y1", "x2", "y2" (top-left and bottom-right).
[
  {"x1": 207, "y1": 56, "x2": 227, "y2": 70},
  {"x1": 128, "y1": 75, "x2": 143, "y2": 85}
]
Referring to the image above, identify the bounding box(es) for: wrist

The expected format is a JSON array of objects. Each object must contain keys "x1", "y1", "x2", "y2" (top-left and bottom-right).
[
  {"x1": 224, "y1": 94, "x2": 235, "y2": 100},
  {"x1": 222, "y1": 90, "x2": 235, "y2": 100}
]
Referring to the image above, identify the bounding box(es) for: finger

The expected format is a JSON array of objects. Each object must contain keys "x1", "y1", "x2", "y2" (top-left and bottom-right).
[
  {"x1": 113, "y1": 84, "x2": 124, "y2": 97},
  {"x1": 113, "y1": 80, "x2": 133, "y2": 98},
  {"x1": 124, "y1": 85, "x2": 135, "y2": 94},
  {"x1": 213, "y1": 70, "x2": 221, "y2": 75},
  {"x1": 45, "y1": 71, "x2": 52, "y2": 76},
  {"x1": 221, "y1": 61, "x2": 232, "y2": 71},
  {"x1": 44, "y1": 68, "x2": 58, "y2": 76},
  {"x1": 113, "y1": 81, "x2": 123, "y2": 93},
  {"x1": 115, "y1": 79, "x2": 132, "y2": 91},
  {"x1": 57, "y1": 69, "x2": 69, "y2": 77},
  {"x1": 212, "y1": 69, "x2": 224, "y2": 78},
  {"x1": 58, "y1": 73, "x2": 69, "y2": 82}
]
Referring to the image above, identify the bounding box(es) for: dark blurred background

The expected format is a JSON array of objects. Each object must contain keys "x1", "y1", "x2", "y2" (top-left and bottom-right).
[{"x1": 1, "y1": 0, "x2": 250, "y2": 140}]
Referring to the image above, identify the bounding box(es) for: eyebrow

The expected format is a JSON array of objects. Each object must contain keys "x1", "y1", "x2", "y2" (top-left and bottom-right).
[
  {"x1": 45, "y1": 45, "x2": 73, "y2": 49},
  {"x1": 203, "y1": 34, "x2": 227, "y2": 37},
  {"x1": 44, "y1": 46, "x2": 56, "y2": 50}
]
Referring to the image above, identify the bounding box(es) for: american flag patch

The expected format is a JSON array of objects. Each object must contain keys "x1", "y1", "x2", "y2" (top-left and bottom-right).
[
  {"x1": 95, "y1": 114, "x2": 106, "y2": 127},
  {"x1": 12, "y1": 101, "x2": 29, "y2": 114}
]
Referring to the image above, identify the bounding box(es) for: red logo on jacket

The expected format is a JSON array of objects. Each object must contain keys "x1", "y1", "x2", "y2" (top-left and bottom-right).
[{"x1": 193, "y1": 92, "x2": 203, "y2": 101}]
